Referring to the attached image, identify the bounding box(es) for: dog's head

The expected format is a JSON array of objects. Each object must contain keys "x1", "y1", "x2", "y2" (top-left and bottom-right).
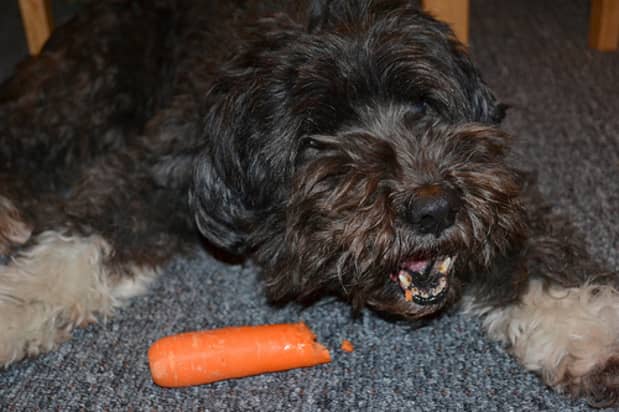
[{"x1": 190, "y1": 0, "x2": 524, "y2": 318}]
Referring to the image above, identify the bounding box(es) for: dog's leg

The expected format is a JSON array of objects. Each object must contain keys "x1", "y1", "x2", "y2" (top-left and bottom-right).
[
  {"x1": 0, "y1": 153, "x2": 195, "y2": 367},
  {"x1": 465, "y1": 192, "x2": 619, "y2": 407},
  {"x1": 0, "y1": 1, "x2": 186, "y2": 367}
]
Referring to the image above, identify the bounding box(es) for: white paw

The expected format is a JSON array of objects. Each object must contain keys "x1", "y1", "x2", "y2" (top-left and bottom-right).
[{"x1": 0, "y1": 230, "x2": 158, "y2": 367}]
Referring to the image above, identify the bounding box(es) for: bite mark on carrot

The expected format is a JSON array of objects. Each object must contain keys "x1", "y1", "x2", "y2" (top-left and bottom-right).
[{"x1": 148, "y1": 322, "x2": 331, "y2": 387}]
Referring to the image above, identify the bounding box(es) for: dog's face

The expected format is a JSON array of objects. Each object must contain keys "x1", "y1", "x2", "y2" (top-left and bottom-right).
[{"x1": 191, "y1": 0, "x2": 526, "y2": 318}]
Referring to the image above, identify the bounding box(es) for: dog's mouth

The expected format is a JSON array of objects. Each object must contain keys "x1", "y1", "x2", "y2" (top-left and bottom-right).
[{"x1": 389, "y1": 256, "x2": 455, "y2": 306}]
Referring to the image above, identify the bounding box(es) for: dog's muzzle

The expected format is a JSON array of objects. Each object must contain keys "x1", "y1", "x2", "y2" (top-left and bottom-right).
[{"x1": 390, "y1": 257, "x2": 455, "y2": 305}]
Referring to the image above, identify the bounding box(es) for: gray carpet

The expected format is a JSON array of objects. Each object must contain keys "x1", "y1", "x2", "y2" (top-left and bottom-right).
[{"x1": 1, "y1": 0, "x2": 618, "y2": 410}]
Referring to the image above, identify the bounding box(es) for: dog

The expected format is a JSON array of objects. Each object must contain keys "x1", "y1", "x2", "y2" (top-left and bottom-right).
[{"x1": 1, "y1": 0, "x2": 617, "y2": 406}]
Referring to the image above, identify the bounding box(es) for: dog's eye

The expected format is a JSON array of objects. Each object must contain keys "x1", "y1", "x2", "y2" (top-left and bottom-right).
[
  {"x1": 402, "y1": 99, "x2": 430, "y2": 125},
  {"x1": 409, "y1": 99, "x2": 428, "y2": 116},
  {"x1": 296, "y1": 136, "x2": 327, "y2": 165},
  {"x1": 300, "y1": 137, "x2": 326, "y2": 152}
]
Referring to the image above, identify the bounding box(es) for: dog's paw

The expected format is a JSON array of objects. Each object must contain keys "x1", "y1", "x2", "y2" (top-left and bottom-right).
[
  {"x1": 0, "y1": 230, "x2": 159, "y2": 367},
  {"x1": 467, "y1": 278, "x2": 619, "y2": 408},
  {"x1": 0, "y1": 231, "x2": 114, "y2": 367},
  {"x1": 0, "y1": 232, "x2": 105, "y2": 366}
]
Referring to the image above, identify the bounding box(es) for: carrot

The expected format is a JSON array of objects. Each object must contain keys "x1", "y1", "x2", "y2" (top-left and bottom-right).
[
  {"x1": 340, "y1": 339, "x2": 354, "y2": 352},
  {"x1": 148, "y1": 322, "x2": 331, "y2": 387}
]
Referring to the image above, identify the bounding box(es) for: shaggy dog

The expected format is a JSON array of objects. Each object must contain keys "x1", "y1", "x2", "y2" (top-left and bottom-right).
[{"x1": 0, "y1": 0, "x2": 617, "y2": 406}]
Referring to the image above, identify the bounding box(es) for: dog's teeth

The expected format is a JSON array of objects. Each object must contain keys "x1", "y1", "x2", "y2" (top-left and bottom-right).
[
  {"x1": 399, "y1": 262, "x2": 450, "y2": 303},
  {"x1": 440, "y1": 278, "x2": 448, "y2": 290},
  {"x1": 430, "y1": 280, "x2": 447, "y2": 296},
  {"x1": 398, "y1": 271, "x2": 412, "y2": 288},
  {"x1": 437, "y1": 257, "x2": 452, "y2": 274}
]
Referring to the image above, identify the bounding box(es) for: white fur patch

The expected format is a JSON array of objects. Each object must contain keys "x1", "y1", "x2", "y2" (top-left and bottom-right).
[
  {"x1": 464, "y1": 278, "x2": 619, "y2": 388},
  {"x1": 0, "y1": 231, "x2": 159, "y2": 366}
]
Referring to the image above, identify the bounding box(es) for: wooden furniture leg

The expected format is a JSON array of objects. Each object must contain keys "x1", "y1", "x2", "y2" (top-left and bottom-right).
[
  {"x1": 421, "y1": 0, "x2": 470, "y2": 46},
  {"x1": 18, "y1": 0, "x2": 54, "y2": 55},
  {"x1": 589, "y1": 0, "x2": 619, "y2": 51}
]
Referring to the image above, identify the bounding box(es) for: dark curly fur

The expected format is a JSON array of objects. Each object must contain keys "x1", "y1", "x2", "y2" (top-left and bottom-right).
[{"x1": 0, "y1": 0, "x2": 617, "y2": 406}]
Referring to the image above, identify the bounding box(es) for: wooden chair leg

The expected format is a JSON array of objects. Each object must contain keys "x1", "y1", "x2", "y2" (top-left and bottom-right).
[
  {"x1": 18, "y1": 0, "x2": 54, "y2": 55},
  {"x1": 589, "y1": 0, "x2": 619, "y2": 51},
  {"x1": 421, "y1": 0, "x2": 470, "y2": 46}
]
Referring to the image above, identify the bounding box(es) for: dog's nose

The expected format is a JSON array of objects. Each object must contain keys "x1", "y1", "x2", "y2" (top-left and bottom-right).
[{"x1": 408, "y1": 184, "x2": 461, "y2": 236}]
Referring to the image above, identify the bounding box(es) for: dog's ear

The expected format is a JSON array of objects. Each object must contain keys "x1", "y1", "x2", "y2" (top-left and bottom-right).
[
  {"x1": 189, "y1": 73, "x2": 293, "y2": 256},
  {"x1": 190, "y1": 149, "x2": 255, "y2": 256},
  {"x1": 189, "y1": 81, "x2": 260, "y2": 255}
]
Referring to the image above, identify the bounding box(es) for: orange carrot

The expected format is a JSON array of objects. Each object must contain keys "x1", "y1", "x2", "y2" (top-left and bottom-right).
[
  {"x1": 340, "y1": 339, "x2": 354, "y2": 352},
  {"x1": 148, "y1": 322, "x2": 331, "y2": 387}
]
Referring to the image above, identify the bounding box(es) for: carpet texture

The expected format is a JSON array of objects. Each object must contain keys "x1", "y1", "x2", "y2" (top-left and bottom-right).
[{"x1": 1, "y1": 0, "x2": 618, "y2": 410}]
